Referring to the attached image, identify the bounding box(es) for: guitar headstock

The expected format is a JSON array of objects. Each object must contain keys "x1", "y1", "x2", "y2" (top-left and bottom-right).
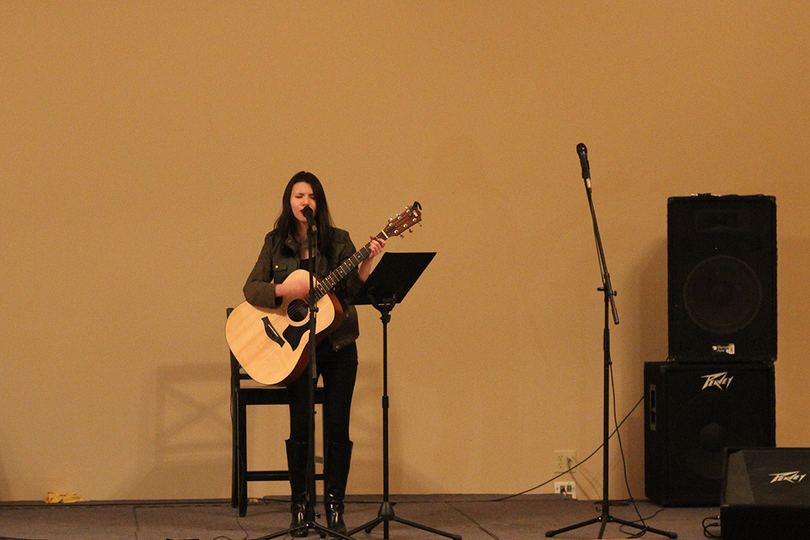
[{"x1": 383, "y1": 201, "x2": 422, "y2": 238}]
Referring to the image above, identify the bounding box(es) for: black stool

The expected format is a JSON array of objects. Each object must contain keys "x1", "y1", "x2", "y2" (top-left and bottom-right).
[{"x1": 228, "y1": 308, "x2": 325, "y2": 516}]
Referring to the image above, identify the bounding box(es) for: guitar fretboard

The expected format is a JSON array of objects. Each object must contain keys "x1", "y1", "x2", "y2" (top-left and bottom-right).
[{"x1": 313, "y1": 231, "x2": 389, "y2": 301}]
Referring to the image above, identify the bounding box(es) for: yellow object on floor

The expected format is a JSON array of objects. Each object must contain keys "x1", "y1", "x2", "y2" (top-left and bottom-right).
[{"x1": 45, "y1": 492, "x2": 85, "y2": 503}]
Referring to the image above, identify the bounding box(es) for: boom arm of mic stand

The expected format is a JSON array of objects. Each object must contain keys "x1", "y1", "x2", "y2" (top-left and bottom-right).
[{"x1": 585, "y1": 181, "x2": 619, "y2": 325}]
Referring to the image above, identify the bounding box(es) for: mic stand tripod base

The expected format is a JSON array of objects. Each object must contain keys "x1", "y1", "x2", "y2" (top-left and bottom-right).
[
  {"x1": 544, "y1": 512, "x2": 678, "y2": 539},
  {"x1": 255, "y1": 519, "x2": 357, "y2": 540},
  {"x1": 349, "y1": 501, "x2": 461, "y2": 540}
]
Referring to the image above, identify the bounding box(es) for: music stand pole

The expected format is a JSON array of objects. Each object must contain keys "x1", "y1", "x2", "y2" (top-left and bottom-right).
[
  {"x1": 347, "y1": 253, "x2": 460, "y2": 540},
  {"x1": 545, "y1": 146, "x2": 676, "y2": 539}
]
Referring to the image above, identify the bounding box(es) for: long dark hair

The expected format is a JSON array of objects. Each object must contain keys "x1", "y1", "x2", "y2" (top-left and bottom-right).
[{"x1": 274, "y1": 171, "x2": 335, "y2": 249}]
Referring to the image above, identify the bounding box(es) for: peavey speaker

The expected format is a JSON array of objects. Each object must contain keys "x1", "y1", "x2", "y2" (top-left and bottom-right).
[
  {"x1": 721, "y1": 448, "x2": 810, "y2": 539},
  {"x1": 644, "y1": 361, "x2": 775, "y2": 506},
  {"x1": 668, "y1": 194, "x2": 777, "y2": 363}
]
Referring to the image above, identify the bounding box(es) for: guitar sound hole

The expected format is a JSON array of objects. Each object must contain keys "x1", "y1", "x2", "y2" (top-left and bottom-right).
[{"x1": 287, "y1": 299, "x2": 309, "y2": 323}]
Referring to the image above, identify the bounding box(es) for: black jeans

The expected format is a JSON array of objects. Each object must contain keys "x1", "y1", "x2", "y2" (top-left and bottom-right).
[{"x1": 286, "y1": 340, "x2": 358, "y2": 445}]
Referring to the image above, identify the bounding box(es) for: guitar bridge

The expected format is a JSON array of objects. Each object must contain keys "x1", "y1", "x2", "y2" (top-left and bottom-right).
[{"x1": 261, "y1": 316, "x2": 286, "y2": 347}]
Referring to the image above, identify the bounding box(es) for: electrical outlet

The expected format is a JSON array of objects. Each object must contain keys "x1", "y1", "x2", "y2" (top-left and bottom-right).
[
  {"x1": 554, "y1": 450, "x2": 576, "y2": 473},
  {"x1": 554, "y1": 481, "x2": 577, "y2": 499}
]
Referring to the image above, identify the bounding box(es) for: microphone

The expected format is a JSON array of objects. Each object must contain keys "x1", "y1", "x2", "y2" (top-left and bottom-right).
[
  {"x1": 577, "y1": 143, "x2": 590, "y2": 181},
  {"x1": 302, "y1": 206, "x2": 317, "y2": 231}
]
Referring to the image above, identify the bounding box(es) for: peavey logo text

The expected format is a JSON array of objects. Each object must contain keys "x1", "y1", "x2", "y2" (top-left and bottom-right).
[
  {"x1": 701, "y1": 371, "x2": 733, "y2": 390},
  {"x1": 769, "y1": 471, "x2": 807, "y2": 484}
]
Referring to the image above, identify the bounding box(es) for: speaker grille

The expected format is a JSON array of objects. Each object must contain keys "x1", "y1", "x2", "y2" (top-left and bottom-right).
[
  {"x1": 683, "y1": 255, "x2": 763, "y2": 334},
  {"x1": 672, "y1": 391, "x2": 768, "y2": 482}
]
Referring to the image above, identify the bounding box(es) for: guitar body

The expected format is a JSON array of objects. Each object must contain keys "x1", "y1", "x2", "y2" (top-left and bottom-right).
[{"x1": 226, "y1": 269, "x2": 344, "y2": 385}]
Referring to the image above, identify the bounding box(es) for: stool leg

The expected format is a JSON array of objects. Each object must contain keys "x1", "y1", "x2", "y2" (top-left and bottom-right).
[
  {"x1": 238, "y1": 397, "x2": 248, "y2": 517},
  {"x1": 231, "y1": 390, "x2": 239, "y2": 508}
]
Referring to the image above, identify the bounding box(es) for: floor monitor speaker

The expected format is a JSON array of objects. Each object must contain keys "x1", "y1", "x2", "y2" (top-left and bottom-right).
[{"x1": 720, "y1": 447, "x2": 810, "y2": 539}]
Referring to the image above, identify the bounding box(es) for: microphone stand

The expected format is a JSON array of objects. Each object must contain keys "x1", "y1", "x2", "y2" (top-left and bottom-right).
[
  {"x1": 257, "y1": 220, "x2": 355, "y2": 540},
  {"x1": 545, "y1": 145, "x2": 677, "y2": 540}
]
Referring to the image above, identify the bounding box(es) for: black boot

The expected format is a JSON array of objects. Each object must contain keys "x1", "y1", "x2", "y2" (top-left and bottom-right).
[
  {"x1": 324, "y1": 440, "x2": 353, "y2": 537},
  {"x1": 286, "y1": 439, "x2": 310, "y2": 537}
]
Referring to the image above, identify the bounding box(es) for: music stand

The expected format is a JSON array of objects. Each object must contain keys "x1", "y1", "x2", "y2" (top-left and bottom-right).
[{"x1": 349, "y1": 252, "x2": 461, "y2": 540}]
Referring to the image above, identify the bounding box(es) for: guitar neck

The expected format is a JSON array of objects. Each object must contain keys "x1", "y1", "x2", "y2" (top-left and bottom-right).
[{"x1": 313, "y1": 231, "x2": 388, "y2": 301}]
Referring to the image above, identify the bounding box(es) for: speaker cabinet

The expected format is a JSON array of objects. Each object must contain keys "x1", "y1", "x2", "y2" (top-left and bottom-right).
[
  {"x1": 668, "y1": 194, "x2": 777, "y2": 362},
  {"x1": 644, "y1": 361, "x2": 775, "y2": 506},
  {"x1": 721, "y1": 448, "x2": 810, "y2": 539}
]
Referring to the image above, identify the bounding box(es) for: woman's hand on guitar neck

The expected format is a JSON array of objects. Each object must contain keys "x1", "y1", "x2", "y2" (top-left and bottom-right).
[{"x1": 359, "y1": 237, "x2": 386, "y2": 281}]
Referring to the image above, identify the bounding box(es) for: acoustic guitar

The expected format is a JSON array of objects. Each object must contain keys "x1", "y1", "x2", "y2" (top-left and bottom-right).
[{"x1": 226, "y1": 202, "x2": 422, "y2": 385}]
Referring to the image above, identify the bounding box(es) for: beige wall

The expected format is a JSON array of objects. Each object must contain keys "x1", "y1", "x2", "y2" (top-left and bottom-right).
[{"x1": 2, "y1": 2, "x2": 809, "y2": 501}]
